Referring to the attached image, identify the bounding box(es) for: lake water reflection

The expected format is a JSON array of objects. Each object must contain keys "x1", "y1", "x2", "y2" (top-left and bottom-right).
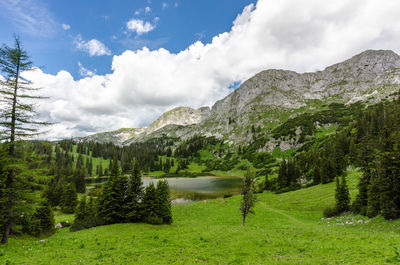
[{"x1": 86, "y1": 176, "x2": 242, "y2": 203}]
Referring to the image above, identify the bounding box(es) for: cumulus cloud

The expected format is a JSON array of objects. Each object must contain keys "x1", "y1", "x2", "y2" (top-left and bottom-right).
[
  {"x1": 126, "y1": 19, "x2": 155, "y2": 35},
  {"x1": 78, "y1": 62, "x2": 95, "y2": 77},
  {"x1": 61, "y1": 23, "x2": 70, "y2": 30},
  {"x1": 145, "y1": 6, "x2": 151, "y2": 14},
  {"x1": 22, "y1": 0, "x2": 400, "y2": 140},
  {"x1": 74, "y1": 35, "x2": 111, "y2": 56},
  {"x1": 162, "y1": 3, "x2": 168, "y2": 9}
]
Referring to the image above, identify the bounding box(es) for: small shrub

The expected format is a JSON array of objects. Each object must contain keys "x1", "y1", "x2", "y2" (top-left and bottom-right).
[
  {"x1": 323, "y1": 207, "x2": 340, "y2": 218},
  {"x1": 146, "y1": 214, "x2": 163, "y2": 225}
]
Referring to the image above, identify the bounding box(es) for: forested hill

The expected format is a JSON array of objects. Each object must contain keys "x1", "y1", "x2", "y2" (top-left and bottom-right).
[{"x1": 81, "y1": 49, "x2": 400, "y2": 149}]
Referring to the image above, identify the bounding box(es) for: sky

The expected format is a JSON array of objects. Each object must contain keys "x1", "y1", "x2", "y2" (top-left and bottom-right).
[{"x1": 1, "y1": 0, "x2": 400, "y2": 140}]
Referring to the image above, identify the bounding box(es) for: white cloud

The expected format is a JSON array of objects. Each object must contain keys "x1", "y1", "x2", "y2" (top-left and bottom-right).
[
  {"x1": 162, "y1": 3, "x2": 168, "y2": 9},
  {"x1": 21, "y1": 0, "x2": 400, "y2": 139},
  {"x1": 126, "y1": 19, "x2": 155, "y2": 35},
  {"x1": 78, "y1": 62, "x2": 95, "y2": 77},
  {"x1": 61, "y1": 23, "x2": 70, "y2": 30},
  {"x1": 174, "y1": 2, "x2": 179, "y2": 8},
  {"x1": 0, "y1": 0, "x2": 57, "y2": 36},
  {"x1": 134, "y1": 10, "x2": 140, "y2": 16},
  {"x1": 74, "y1": 35, "x2": 111, "y2": 56},
  {"x1": 145, "y1": 6, "x2": 151, "y2": 14}
]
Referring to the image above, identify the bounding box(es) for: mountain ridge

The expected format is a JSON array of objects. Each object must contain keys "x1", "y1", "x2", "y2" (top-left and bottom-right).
[{"x1": 79, "y1": 49, "x2": 400, "y2": 146}]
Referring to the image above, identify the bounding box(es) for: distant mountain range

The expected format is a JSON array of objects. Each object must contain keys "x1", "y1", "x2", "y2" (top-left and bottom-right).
[{"x1": 79, "y1": 50, "x2": 400, "y2": 147}]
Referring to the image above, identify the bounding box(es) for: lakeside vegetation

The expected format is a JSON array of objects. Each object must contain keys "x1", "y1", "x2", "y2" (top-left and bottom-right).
[
  {"x1": 2, "y1": 170, "x2": 400, "y2": 264},
  {"x1": 1, "y1": 36, "x2": 400, "y2": 264}
]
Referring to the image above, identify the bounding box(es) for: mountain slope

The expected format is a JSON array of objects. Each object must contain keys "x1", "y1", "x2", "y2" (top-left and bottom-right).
[
  {"x1": 82, "y1": 106, "x2": 210, "y2": 145},
  {"x1": 82, "y1": 50, "x2": 400, "y2": 146}
]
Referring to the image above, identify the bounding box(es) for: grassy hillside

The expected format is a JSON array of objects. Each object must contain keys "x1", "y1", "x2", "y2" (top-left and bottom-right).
[{"x1": 2, "y1": 169, "x2": 400, "y2": 264}]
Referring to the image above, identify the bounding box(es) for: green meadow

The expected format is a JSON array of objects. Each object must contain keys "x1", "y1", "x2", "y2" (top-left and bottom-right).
[{"x1": 1, "y1": 170, "x2": 400, "y2": 264}]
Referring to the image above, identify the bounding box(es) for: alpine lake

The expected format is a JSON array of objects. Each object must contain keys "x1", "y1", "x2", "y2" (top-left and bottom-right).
[{"x1": 86, "y1": 176, "x2": 243, "y2": 203}]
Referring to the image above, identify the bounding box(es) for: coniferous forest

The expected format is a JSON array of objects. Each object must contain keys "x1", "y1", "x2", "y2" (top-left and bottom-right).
[{"x1": 2, "y1": 5, "x2": 400, "y2": 262}]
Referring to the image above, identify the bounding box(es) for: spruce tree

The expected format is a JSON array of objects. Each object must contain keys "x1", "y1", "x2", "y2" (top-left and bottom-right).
[
  {"x1": 75, "y1": 195, "x2": 87, "y2": 221},
  {"x1": 98, "y1": 159, "x2": 126, "y2": 224},
  {"x1": 240, "y1": 169, "x2": 256, "y2": 227},
  {"x1": 29, "y1": 202, "x2": 55, "y2": 236},
  {"x1": 60, "y1": 183, "x2": 78, "y2": 213},
  {"x1": 142, "y1": 182, "x2": 158, "y2": 224},
  {"x1": 124, "y1": 159, "x2": 144, "y2": 222},
  {"x1": 312, "y1": 165, "x2": 321, "y2": 185},
  {"x1": 155, "y1": 180, "x2": 172, "y2": 224},
  {"x1": 335, "y1": 174, "x2": 350, "y2": 213},
  {"x1": 0, "y1": 36, "x2": 48, "y2": 243}
]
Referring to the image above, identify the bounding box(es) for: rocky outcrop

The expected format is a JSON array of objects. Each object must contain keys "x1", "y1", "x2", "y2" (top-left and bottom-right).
[
  {"x1": 192, "y1": 50, "x2": 400, "y2": 144},
  {"x1": 82, "y1": 106, "x2": 210, "y2": 145},
  {"x1": 82, "y1": 50, "x2": 400, "y2": 146}
]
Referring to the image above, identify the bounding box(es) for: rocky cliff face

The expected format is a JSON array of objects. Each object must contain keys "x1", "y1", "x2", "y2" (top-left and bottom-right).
[
  {"x1": 147, "y1": 106, "x2": 210, "y2": 134},
  {"x1": 82, "y1": 50, "x2": 400, "y2": 146},
  {"x1": 193, "y1": 50, "x2": 400, "y2": 143},
  {"x1": 82, "y1": 106, "x2": 210, "y2": 145}
]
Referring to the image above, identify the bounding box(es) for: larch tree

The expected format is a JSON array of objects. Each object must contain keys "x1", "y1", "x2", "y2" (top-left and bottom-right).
[
  {"x1": 240, "y1": 169, "x2": 256, "y2": 227},
  {"x1": 0, "y1": 36, "x2": 48, "y2": 243}
]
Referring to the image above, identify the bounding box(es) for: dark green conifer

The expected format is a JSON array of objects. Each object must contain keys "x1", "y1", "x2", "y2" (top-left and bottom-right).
[
  {"x1": 142, "y1": 182, "x2": 158, "y2": 223},
  {"x1": 155, "y1": 180, "x2": 172, "y2": 224},
  {"x1": 335, "y1": 174, "x2": 350, "y2": 213},
  {"x1": 240, "y1": 169, "x2": 256, "y2": 227},
  {"x1": 124, "y1": 159, "x2": 144, "y2": 222},
  {"x1": 29, "y1": 202, "x2": 55, "y2": 236},
  {"x1": 61, "y1": 183, "x2": 78, "y2": 213}
]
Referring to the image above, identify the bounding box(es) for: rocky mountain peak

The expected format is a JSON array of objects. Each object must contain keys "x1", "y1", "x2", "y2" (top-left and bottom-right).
[{"x1": 147, "y1": 106, "x2": 210, "y2": 134}]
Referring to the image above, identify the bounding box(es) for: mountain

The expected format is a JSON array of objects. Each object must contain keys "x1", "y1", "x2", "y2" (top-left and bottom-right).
[
  {"x1": 81, "y1": 106, "x2": 210, "y2": 145},
  {"x1": 81, "y1": 50, "x2": 400, "y2": 146},
  {"x1": 194, "y1": 50, "x2": 400, "y2": 144}
]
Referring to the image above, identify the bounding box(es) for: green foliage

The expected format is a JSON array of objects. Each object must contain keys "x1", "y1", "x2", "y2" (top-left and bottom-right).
[
  {"x1": 124, "y1": 159, "x2": 144, "y2": 222},
  {"x1": 155, "y1": 180, "x2": 172, "y2": 224},
  {"x1": 142, "y1": 182, "x2": 158, "y2": 224},
  {"x1": 71, "y1": 196, "x2": 103, "y2": 232},
  {"x1": 25, "y1": 203, "x2": 55, "y2": 237},
  {"x1": 334, "y1": 175, "x2": 350, "y2": 213},
  {"x1": 240, "y1": 169, "x2": 256, "y2": 226},
  {"x1": 60, "y1": 183, "x2": 78, "y2": 214}
]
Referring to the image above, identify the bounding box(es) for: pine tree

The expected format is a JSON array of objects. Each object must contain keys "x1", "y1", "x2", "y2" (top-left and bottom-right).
[
  {"x1": 61, "y1": 183, "x2": 78, "y2": 213},
  {"x1": 376, "y1": 150, "x2": 400, "y2": 219},
  {"x1": 240, "y1": 169, "x2": 256, "y2": 227},
  {"x1": 312, "y1": 165, "x2": 321, "y2": 185},
  {"x1": 29, "y1": 202, "x2": 55, "y2": 236},
  {"x1": 352, "y1": 169, "x2": 372, "y2": 215},
  {"x1": 110, "y1": 156, "x2": 120, "y2": 179},
  {"x1": 0, "y1": 36, "x2": 48, "y2": 243},
  {"x1": 142, "y1": 182, "x2": 158, "y2": 224},
  {"x1": 155, "y1": 180, "x2": 172, "y2": 224},
  {"x1": 75, "y1": 195, "x2": 87, "y2": 221},
  {"x1": 124, "y1": 159, "x2": 144, "y2": 222},
  {"x1": 98, "y1": 159, "x2": 126, "y2": 224},
  {"x1": 335, "y1": 174, "x2": 350, "y2": 213},
  {"x1": 277, "y1": 158, "x2": 287, "y2": 189},
  {"x1": 98, "y1": 163, "x2": 103, "y2": 176}
]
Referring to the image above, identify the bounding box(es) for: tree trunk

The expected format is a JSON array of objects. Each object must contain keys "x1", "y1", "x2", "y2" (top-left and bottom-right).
[
  {"x1": 1, "y1": 220, "x2": 11, "y2": 244},
  {"x1": 241, "y1": 214, "x2": 246, "y2": 227},
  {"x1": 1, "y1": 47, "x2": 20, "y2": 244}
]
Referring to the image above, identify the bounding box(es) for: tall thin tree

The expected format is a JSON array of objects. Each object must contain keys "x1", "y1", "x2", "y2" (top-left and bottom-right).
[
  {"x1": 240, "y1": 168, "x2": 256, "y2": 227},
  {"x1": 0, "y1": 36, "x2": 48, "y2": 243}
]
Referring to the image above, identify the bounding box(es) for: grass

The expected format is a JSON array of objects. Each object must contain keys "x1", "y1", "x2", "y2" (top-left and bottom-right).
[{"x1": 2, "y1": 169, "x2": 400, "y2": 264}]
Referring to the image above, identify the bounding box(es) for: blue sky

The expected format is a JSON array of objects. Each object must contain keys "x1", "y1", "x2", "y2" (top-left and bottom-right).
[
  {"x1": 1, "y1": 0, "x2": 400, "y2": 140},
  {"x1": 0, "y1": 0, "x2": 256, "y2": 78}
]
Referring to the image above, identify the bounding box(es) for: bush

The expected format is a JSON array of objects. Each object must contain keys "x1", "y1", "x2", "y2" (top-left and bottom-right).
[
  {"x1": 323, "y1": 207, "x2": 340, "y2": 218},
  {"x1": 146, "y1": 214, "x2": 164, "y2": 225},
  {"x1": 23, "y1": 204, "x2": 55, "y2": 237}
]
